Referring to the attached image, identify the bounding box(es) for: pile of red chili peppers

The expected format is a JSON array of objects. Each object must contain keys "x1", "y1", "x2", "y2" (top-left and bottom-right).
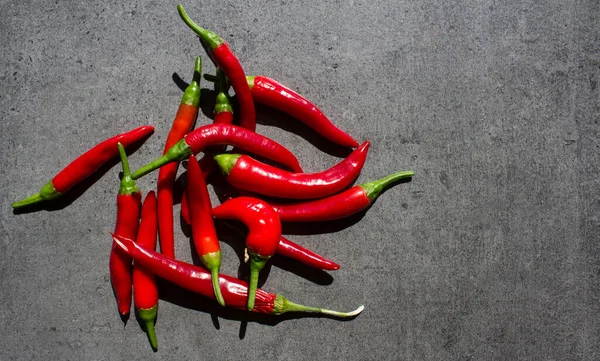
[{"x1": 11, "y1": 4, "x2": 414, "y2": 352}]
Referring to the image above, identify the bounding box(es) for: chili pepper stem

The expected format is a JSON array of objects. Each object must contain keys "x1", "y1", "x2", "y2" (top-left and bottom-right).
[
  {"x1": 132, "y1": 139, "x2": 192, "y2": 180},
  {"x1": 272, "y1": 294, "x2": 365, "y2": 317},
  {"x1": 177, "y1": 4, "x2": 223, "y2": 51},
  {"x1": 247, "y1": 251, "x2": 269, "y2": 311},
  {"x1": 137, "y1": 305, "x2": 158, "y2": 351},
  {"x1": 11, "y1": 181, "x2": 61, "y2": 208},
  {"x1": 200, "y1": 251, "x2": 225, "y2": 307},
  {"x1": 213, "y1": 154, "x2": 240, "y2": 176},
  {"x1": 361, "y1": 171, "x2": 415, "y2": 202},
  {"x1": 181, "y1": 57, "x2": 202, "y2": 107},
  {"x1": 117, "y1": 143, "x2": 139, "y2": 195}
]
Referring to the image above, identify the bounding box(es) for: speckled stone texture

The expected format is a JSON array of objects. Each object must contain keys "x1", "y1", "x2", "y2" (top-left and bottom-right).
[{"x1": 1, "y1": 1, "x2": 599, "y2": 360}]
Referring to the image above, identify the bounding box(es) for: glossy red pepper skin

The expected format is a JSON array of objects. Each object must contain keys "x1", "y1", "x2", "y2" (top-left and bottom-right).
[
  {"x1": 187, "y1": 155, "x2": 225, "y2": 306},
  {"x1": 110, "y1": 143, "x2": 142, "y2": 318},
  {"x1": 112, "y1": 234, "x2": 363, "y2": 317},
  {"x1": 212, "y1": 197, "x2": 281, "y2": 310},
  {"x1": 250, "y1": 76, "x2": 358, "y2": 147},
  {"x1": 205, "y1": 74, "x2": 359, "y2": 148},
  {"x1": 11, "y1": 125, "x2": 154, "y2": 209},
  {"x1": 131, "y1": 124, "x2": 302, "y2": 180},
  {"x1": 178, "y1": 5, "x2": 255, "y2": 132},
  {"x1": 133, "y1": 191, "x2": 159, "y2": 351},
  {"x1": 157, "y1": 57, "x2": 202, "y2": 259},
  {"x1": 214, "y1": 141, "x2": 370, "y2": 199},
  {"x1": 270, "y1": 171, "x2": 415, "y2": 222}
]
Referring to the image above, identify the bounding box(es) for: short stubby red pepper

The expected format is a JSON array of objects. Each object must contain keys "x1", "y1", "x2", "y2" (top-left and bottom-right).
[
  {"x1": 157, "y1": 57, "x2": 202, "y2": 259},
  {"x1": 110, "y1": 143, "x2": 142, "y2": 318},
  {"x1": 212, "y1": 197, "x2": 281, "y2": 311},
  {"x1": 133, "y1": 191, "x2": 159, "y2": 351},
  {"x1": 130, "y1": 124, "x2": 302, "y2": 180},
  {"x1": 11, "y1": 125, "x2": 154, "y2": 209},
  {"x1": 112, "y1": 234, "x2": 363, "y2": 317},
  {"x1": 187, "y1": 155, "x2": 225, "y2": 306},
  {"x1": 270, "y1": 171, "x2": 414, "y2": 222},
  {"x1": 205, "y1": 74, "x2": 359, "y2": 148},
  {"x1": 214, "y1": 141, "x2": 370, "y2": 199},
  {"x1": 178, "y1": 4, "x2": 256, "y2": 132}
]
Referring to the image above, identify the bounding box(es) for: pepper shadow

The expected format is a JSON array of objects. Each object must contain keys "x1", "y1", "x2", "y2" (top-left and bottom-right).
[{"x1": 11, "y1": 132, "x2": 154, "y2": 214}]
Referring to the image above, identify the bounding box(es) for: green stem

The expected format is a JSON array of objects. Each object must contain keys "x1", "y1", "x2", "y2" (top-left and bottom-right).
[
  {"x1": 213, "y1": 154, "x2": 240, "y2": 176},
  {"x1": 214, "y1": 68, "x2": 233, "y2": 114},
  {"x1": 211, "y1": 268, "x2": 226, "y2": 307},
  {"x1": 131, "y1": 139, "x2": 192, "y2": 180},
  {"x1": 11, "y1": 180, "x2": 61, "y2": 208},
  {"x1": 177, "y1": 4, "x2": 223, "y2": 51},
  {"x1": 272, "y1": 294, "x2": 365, "y2": 317},
  {"x1": 360, "y1": 171, "x2": 414, "y2": 202},
  {"x1": 247, "y1": 251, "x2": 269, "y2": 311},
  {"x1": 117, "y1": 143, "x2": 139, "y2": 195},
  {"x1": 181, "y1": 56, "x2": 202, "y2": 107},
  {"x1": 137, "y1": 305, "x2": 158, "y2": 351}
]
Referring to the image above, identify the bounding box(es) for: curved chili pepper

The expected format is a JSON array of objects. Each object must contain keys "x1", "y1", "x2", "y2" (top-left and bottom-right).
[
  {"x1": 212, "y1": 197, "x2": 281, "y2": 311},
  {"x1": 180, "y1": 200, "x2": 339, "y2": 270},
  {"x1": 270, "y1": 171, "x2": 414, "y2": 222},
  {"x1": 131, "y1": 124, "x2": 302, "y2": 180},
  {"x1": 187, "y1": 155, "x2": 225, "y2": 306},
  {"x1": 133, "y1": 191, "x2": 159, "y2": 351},
  {"x1": 178, "y1": 4, "x2": 256, "y2": 132},
  {"x1": 157, "y1": 57, "x2": 202, "y2": 259},
  {"x1": 204, "y1": 73, "x2": 359, "y2": 148},
  {"x1": 112, "y1": 233, "x2": 363, "y2": 317},
  {"x1": 110, "y1": 143, "x2": 142, "y2": 318},
  {"x1": 11, "y1": 125, "x2": 154, "y2": 209},
  {"x1": 214, "y1": 141, "x2": 370, "y2": 199}
]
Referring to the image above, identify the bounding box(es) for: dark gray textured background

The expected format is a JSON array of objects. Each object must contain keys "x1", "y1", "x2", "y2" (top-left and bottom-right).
[{"x1": 1, "y1": 1, "x2": 599, "y2": 360}]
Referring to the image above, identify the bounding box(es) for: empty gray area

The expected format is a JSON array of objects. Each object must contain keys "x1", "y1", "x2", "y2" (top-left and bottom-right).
[{"x1": 1, "y1": 1, "x2": 599, "y2": 360}]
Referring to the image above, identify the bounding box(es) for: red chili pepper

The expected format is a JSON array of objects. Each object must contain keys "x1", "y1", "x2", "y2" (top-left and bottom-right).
[
  {"x1": 187, "y1": 155, "x2": 225, "y2": 306},
  {"x1": 157, "y1": 57, "x2": 202, "y2": 259},
  {"x1": 270, "y1": 171, "x2": 414, "y2": 222},
  {"x1": 133, "y1": 191, "x2": 159, "y2": 351},
  {"x1": 178, "y1": 5, "x2": 256, "y2": 132},
  {"x1": 212, "y1": 197, "x2": 281, "y2": 311},
  {"x1": 111, "y1": 233, "x2": 363, "y2": 317},
  {"x1": 131, "y1": 124, "x2": 302, "y2": 180},
  {"x1": 180, "y1": 199, "x2": 339, "y2": 270},
  {"x1": 110, "y1": 143, "x2": 142, "y2": 318},
  {"x1": 204, "y1": 74, "x2": 359, "y2": 148},
  {"x1": 11, "y1": 125, "x2": 154, "y2": 209},
  {"x1": 214, "y1": 141, "x2": 370, "y2": 199}
]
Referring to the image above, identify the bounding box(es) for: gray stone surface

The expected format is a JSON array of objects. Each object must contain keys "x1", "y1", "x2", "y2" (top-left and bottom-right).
[{"x1": 1, "y1": 0, "x2": 599, "y2": 359}]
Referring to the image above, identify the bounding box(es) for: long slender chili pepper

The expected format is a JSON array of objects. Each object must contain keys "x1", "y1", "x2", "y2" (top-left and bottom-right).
[
  {"x1": 133, "y1": 191, "x2": 159, "y2": 351},
  {"x1": 11, "y1": 125, "x2": 154, "y2": 209},
  {"x1": 178, "y1": 4, "x2": 256, "y2": 132},
  {"x1": 187, "y1": 155, "x2": 225, "y2": 306},
  {"x1": 204, "y1": 73, "x2": 359, "y2": 148},
  {"x1": 212, "y1": 197, "x2": 281, "y2": 311},
  {"x1": 270, "y1": 171, "x2": 414, "y2": 222},
  {"x1": 112, "y1": 234, "x2": 363, "y2": 317},
  {"x1": 131, "y1": 124, "x2": 302, "y2": 180},
  {"x1": 157, "y1": 57, "x2": 202, "y2": 259},
  {"x1": 110, "y1": 143, "x2": 142, "y2": 318},
  {"x1": 179, "y1": 201, "x2": 339, "y2": 270},
  {"x1": 214, "y1": 141, "x2": 370, "y2": 199}
]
